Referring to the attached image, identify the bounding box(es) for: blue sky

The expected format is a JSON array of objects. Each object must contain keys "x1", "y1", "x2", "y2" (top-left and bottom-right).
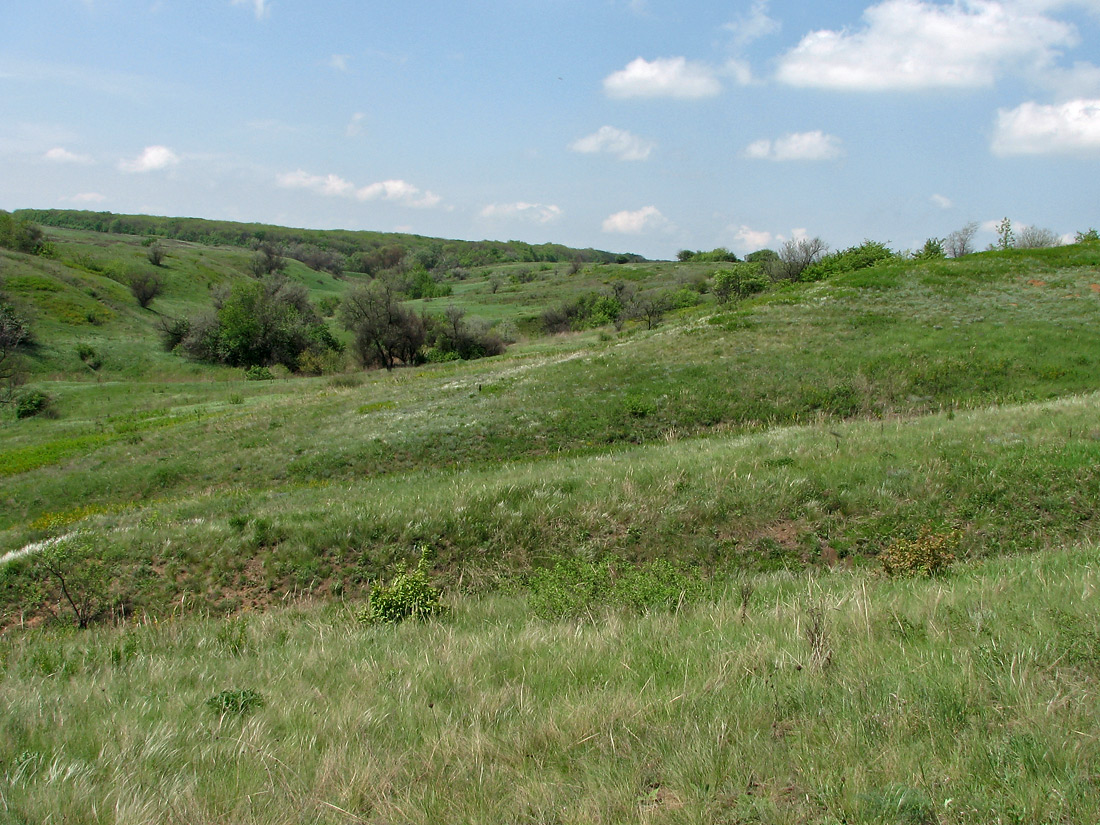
[{"x1": 2, "y1": 1, "x2": 1099, "y2": 259}]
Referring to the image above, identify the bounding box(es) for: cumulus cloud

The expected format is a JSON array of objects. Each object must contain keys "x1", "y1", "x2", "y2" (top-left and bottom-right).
[
  {"x1": 277, "y1": 170, "x2": 356, "y2": 197},
  {"x1": 724, "y1": 0, "x2": 781, "y2": 49},
  {"x1": 570, "y1": 126, "x2": 655, "y2": 161},
  {"x1": 931, "y1": 193, "x2": 954, "y2": 209},
  {"x1": 232, "y1": 0, "x2": 269, "y2": 20},
  {"x1": 992, "y1": 98, "x2": 1100, "y2": 154},
  {"x1": 278, "y1": 169, "x2": 442, "y2": 208},
  {"x1": 479, "y1": 202, "x2": 563, "y2": 224},
  {"x1": 357, "y1": 179, "x2": 442, "y2": 208},
  {"x1": 743, "y1": 131, "x2": 843, "y2": 161},
  {"x1": 776, "y1": 0, "x2": 1077, "y2": 91},
  {"x1": 602, "y1": 205, "x2": 666, "y2": 234},
  {"x1": 118, "y1": 145, "x2": 179, "y2": 173},
  {"x1": 44, "y1": 147, "x2": 91, "y2": 164},
  {"x1": 732, "y1": 225, "x2": 775, "y2": 251},
  {"x1": 604, "y1": 57, "x2": 722, "y2": 99}
]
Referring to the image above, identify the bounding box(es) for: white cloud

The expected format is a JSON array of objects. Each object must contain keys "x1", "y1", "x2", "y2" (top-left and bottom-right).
[
  {"x1": 277, "y1": 170, "x2": 442, "y2": 208},
  {"x1": 479, "y1": 202, "x2": 563, "y2": 224},
  {"x1": 232, "y1": 0, "x2": 269, "y2": 20},
  {"x1": 732, "y1": 225, "x2": 775, "y2": 250},
  {"x1": 345, "y1": 112, "x2": 367, "y2": 138},
  {"x1": 277, "y1": 169, "x2": 356, "y2": 196},
  {"x1": 602, "y1": 205, "x2": 666, "y2": 234},
  {"x1": 67, "y1": 192, "x2": 106, "y2": 204},
  {"x1": 357, "y1": 179, "x2": 443, "y2": 208},
  {"x1": 44, "y1": 147, "x2": 91, "y2": 164},
  {"x1": 776, "y1": 0, "x2": 1077, "y2": 91},
  {"x1": 931, "y1": 193, "x2": 954, "y2": 209},
  {"x1": 743, "y1": 131, "x2": 843, "y2": 161},
  {"x1": 603, "y1": 57, "x2": 722, "y2": 99},
  {"x1": 992, "y1": 98, "x2": 1100, "y2": 154},
  {"x1": 329, "y1": 54, "x2": 350, "y2": 72},
  {"x1": 118, "y1": 145, "x2": 180, "y2": 173},
  {"x1": 570, "y1": 126, "x2": 655, "y2": 161},
  {"x1": 724, "y1": 0, "x2": 781, "y2": 49}
]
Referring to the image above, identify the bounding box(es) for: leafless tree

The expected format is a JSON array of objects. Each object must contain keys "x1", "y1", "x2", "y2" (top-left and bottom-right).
[
  {"x1": 1015, "y1": 225, "x2": 1061, "y2": 249},
  {"x1": 770, "y1": 237, "x2": 828, "y2": 281},
  {"x1": 944, "y1": 221, "x2": 979, "y2": 258}
]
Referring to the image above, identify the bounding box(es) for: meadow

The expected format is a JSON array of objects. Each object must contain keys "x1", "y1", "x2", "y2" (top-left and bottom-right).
[{"x1": 1, "y1": 214, "x2": 1099, "y2": 822}]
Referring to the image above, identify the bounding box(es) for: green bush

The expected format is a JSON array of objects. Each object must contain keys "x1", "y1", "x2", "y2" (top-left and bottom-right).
[
  {"x1": 244, "y1": 365, "x2": 274, "y2": 381},
  {"x1": 15, "y1": 389, "x2": 51, "y2": 419},
  {"x1": 712, "y1": 266, "x2": 768, "y2": 304},
  {"x1": 76, "y1": 343, "x2": 102, "y2": 370},
  {"x1": 358, "y1": 549, "x2": 443, "y2": 624},
  {"x1": 880, "y1": 529, "x2": 959, "y2": 577},
  {"x1": 800, "y1": 240, "x2": 895, "y2": 282}
]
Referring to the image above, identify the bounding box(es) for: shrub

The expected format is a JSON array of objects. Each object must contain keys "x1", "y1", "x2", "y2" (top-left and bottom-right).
[
  {"x1": 243, "y1": 365, "x2": 273, "y2": 381},
  {"x1": 146, "y1": 240, "x2": 166, "y2": 266},
  {"x1": 37, "y1": 534, "x2": 116, "y2": 628},
  {"x1": 358, "y1": 549, "x2": 443, "y2": 624},
  {"x1": 76, "y1": 343, "x2": 102, "y2": 370},
  {"x1": 712, "y1": 267, "x2": 768, "y2": 304},
  {"x1": 880, "y1": 529, "x2": 959, "y2": 577},
  {"x1": 15, "y1": 389, "x2": 51, "y2": 419},
  {"x1": 800, "y1": 240, "x2": 894, "y2": 282},
  {"x1": 128, "y1": 270, "x2": 163, "y2": 308}
]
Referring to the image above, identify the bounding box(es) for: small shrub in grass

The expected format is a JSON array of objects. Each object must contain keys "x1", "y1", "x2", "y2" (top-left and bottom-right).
[
  {"x1": 15, "y1": 389, "x2": 52, "y2": 419},
  {"x1": 358, "y1": 549, "x2": 442, "y2": 624},
  {"x1": 75, "y1": 343, "x2": 102, "y2": 370},
  {"x1": 880, "y1": 529, "x2": 959, "y2": 577},
  {"x1": 244, "y1": 365, "x2": 274, "y2": 381},
  {"x1": 205, "y1": 688, "x2": 264, "y2": 717}
]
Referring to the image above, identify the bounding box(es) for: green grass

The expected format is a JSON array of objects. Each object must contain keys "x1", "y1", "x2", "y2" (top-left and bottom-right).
[
  {"x1": 4, "y1": 225, "x2": 1100, "y2": 822},
  {"x1": 2, "y1": 542, "x2": 1098, "y2": 823}
]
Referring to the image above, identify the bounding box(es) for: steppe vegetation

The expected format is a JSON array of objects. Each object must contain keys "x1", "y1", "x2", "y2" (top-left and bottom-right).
[{"x1": 2, "y1": 210, "x2": 1099, "y2": 823}]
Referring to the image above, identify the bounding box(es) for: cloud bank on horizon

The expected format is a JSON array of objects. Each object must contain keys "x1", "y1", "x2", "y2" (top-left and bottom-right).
[{"x1": 1, "y1": 0, "x2": 1097, "y2": 259}]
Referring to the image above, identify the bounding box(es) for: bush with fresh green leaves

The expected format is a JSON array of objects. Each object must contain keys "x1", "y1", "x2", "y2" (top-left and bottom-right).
[
  {"x1": 244, "y1": 365, "x2": 274, "y2": 380},
  {"x1": 15, "y1": 389, "x2": 51, "y2": 419},
  {"x1": 358, "y1": 549, "x2": 443, "y2": 624},
  {"x1": 712, "y1": 266, "x2": 769, "y2": 304},
  {"x1": 180, "y1": 274, "x2": 338, "y2": 371},
  {"x1": 800, "y1": 240, "x2": 895, "y2": 282}
]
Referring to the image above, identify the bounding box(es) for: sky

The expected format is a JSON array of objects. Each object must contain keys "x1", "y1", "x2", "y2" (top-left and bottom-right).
[{"x1": 2, "y1": 0, "x2": 1099, "y2": 260}]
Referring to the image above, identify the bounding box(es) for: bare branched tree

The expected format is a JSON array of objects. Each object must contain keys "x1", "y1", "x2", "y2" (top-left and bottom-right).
[
  {"x1": 771, "y1": 237, "x2": 828, "y2": 281},
  {"x1": 944, "y1": 221, "x2": 978, "y2": 258},
  {"x1": 1015, "y1": 225, "x2": 1061, "y2": 249}
]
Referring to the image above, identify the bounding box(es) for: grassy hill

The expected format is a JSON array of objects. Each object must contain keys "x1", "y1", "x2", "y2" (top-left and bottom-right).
[{"x1": 2, "y1": 214, "x2": 1100, "y2": 823}]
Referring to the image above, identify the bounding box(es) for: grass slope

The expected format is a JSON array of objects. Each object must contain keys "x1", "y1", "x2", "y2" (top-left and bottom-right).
[{"x1": 2, "y1": 543, "x2": 1098, "y2": 823}]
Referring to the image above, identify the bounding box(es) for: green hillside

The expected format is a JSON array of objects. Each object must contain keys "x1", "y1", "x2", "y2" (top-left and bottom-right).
[{"x1": 2, "y1": 213, "x2": 1100, "y2": 823}]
